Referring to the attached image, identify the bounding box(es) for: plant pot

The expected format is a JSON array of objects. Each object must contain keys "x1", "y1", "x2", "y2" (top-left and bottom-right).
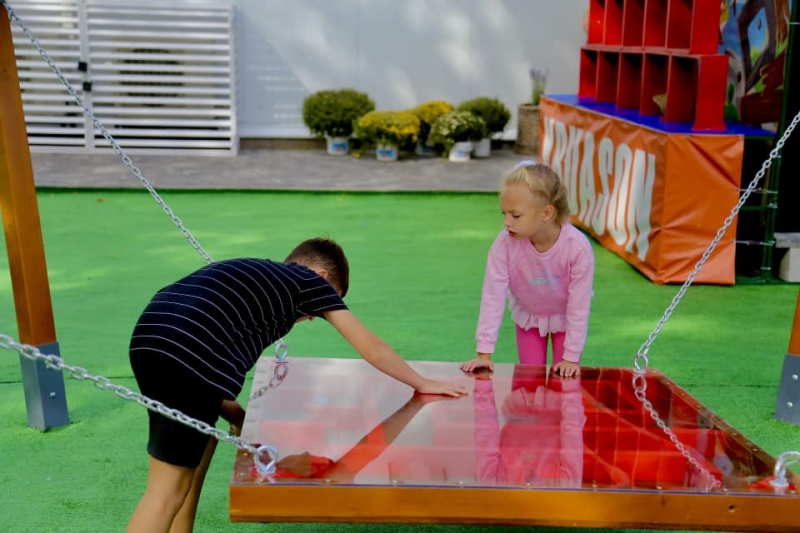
[
  {"x1": 376, "y1": 143, "x2": 399, "y2": 161},
  {"x1": 448, "y1": 141, "x2": 473, "y2": 162},
  {"x1": 415, "y1": 142, "x2": 436, "y2": 156},
  {"x1": 515, "y1": 104, "x2": 540, "y2": 155},
  {"x1": 326, "y1": 136, "x2": 349, "y2": 155},
  {"x1": 473, "y1": 137, "x2": 491, "y2": 158}
]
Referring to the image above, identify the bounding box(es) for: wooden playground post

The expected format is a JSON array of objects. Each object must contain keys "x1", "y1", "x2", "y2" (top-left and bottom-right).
[
  {"x1": 775, "y1": 288, "x2": 800, "y2": 425},
  {"x1": 0, "y1": 3, "x2": 69, "y2": 430},
  {"x1": 773, "y1": 0, "x2": 800, "y2": 426},
  {"x1": 788, "y1": 293, "x2": 800, "y2": 356}
]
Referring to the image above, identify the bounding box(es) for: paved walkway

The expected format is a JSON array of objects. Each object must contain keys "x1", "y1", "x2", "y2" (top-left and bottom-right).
[{"x1": 30, "y1": 146, "x2": 529, "y2": 192}]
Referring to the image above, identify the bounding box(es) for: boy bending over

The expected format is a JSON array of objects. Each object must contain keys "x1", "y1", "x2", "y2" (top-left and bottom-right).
[{"x1": 125, "y1": 237, "x2": 467, "y2": 533}]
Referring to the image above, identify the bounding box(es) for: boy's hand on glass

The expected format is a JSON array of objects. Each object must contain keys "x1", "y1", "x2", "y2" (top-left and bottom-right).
[
  {"x1": 552, "y1": 360, "x2": 580, "y2": 378},
  {"x1": 460, "y1": 353, "x2": 494, "y2": 373},
  {"x1": 416, "y1": 378, "x2": 468, "y2": 398}
]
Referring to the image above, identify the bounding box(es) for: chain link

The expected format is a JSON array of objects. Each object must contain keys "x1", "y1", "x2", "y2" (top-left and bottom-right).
[
  {"x1": 0, "y1": 333, "x2": 279, "y2": 476},
  {"x1": 274, "y1": 339, "x2": 289, "y2": 362},
  {"x1": 634, "y1": 110, "x2": 800, "y2": 373},
  {"x1": 631, "y1": 373, "x2": 721, "y2": 490},
  {"x1": 250, "y1": 361, "x2": 288, "y2": 399}
]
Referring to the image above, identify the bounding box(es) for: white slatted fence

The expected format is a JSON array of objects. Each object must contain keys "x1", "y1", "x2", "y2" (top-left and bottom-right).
[{"x1": 9, "y1": 0, "x2": 238, "y2": 155}]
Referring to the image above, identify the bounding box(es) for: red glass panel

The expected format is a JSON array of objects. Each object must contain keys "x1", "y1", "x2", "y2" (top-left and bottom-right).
[{"x1": 234, "y1": 358, "x2": 793, "y2": 494}]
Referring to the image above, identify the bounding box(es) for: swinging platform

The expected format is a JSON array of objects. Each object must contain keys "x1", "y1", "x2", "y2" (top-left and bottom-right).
[{"x1": 230, "y1": 357, "x2": 800, "y2": 532}]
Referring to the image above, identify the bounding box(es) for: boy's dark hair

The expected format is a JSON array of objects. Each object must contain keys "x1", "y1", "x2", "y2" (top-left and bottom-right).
[{"x1": 284, "y1": 237, "x2": 350, "y2": 297}]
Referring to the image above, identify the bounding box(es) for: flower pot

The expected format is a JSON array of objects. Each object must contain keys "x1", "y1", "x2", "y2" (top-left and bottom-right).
[
  {"x1": 473, "y1": 137, "x2": 491, "y2": 158},
  {"x1": 376, "y1": 143, "x2": 399, "y2": 161},
  {"x1": 515, "y1": 104, "x2": 540, "y2": 155},
  {"x1": 448, "y1": 141, "x2": 473, "y2": 162},
  {"x1": 326, "y1": 136, "x2": 349, "y2": 155},
  {"x1": 415, "y1": 142, "x2": 436, "y2": 156}
]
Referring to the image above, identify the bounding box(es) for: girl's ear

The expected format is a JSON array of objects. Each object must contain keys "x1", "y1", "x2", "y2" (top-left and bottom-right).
[{"x1": 542, "y1": 204, "x2": 556, "y2": 221}]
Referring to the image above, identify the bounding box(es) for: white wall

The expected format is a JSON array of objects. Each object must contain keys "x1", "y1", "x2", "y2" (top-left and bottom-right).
[{"x1": 235, "y1": 0, "x2": 589, "y2": 139}]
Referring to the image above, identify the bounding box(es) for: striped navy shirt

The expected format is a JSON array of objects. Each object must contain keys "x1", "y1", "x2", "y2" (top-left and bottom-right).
[{"x1": 129, "y1": 258, "x2": 348, "y2": 399}]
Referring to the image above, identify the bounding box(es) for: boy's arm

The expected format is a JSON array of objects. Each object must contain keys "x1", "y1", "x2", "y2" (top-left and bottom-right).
[
  {"x1": 220, "y1": 399, "x2": 246, "y2": 435},
  {"x1": 324, "y1": 309, "x2": 467, "y2": 397}
]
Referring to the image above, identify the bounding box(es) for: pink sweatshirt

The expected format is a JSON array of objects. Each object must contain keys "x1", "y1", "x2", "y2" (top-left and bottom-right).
[{"x1": 476, "y1": 224, "x2": 595, "y2": 362}]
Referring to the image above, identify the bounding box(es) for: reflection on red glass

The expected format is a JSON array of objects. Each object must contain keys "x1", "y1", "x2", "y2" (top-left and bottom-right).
[
  {"x1": 234, "y1": 358, "x2": 787, "y2": 493},
  {"x1": 473, "y1": 366, "x2": 585, "y2": 488}
]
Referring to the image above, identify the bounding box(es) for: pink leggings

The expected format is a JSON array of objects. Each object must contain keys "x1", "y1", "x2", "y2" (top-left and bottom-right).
[{"x1": 515, "y1": 325, "x2": 566, "y2": 366}]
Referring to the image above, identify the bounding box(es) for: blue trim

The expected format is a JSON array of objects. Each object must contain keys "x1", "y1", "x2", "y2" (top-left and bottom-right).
[{"x1": 544, "y1": 94, "x2": 776, "y2": 138}]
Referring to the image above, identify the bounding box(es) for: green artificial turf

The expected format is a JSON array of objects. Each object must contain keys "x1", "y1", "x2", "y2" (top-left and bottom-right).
[{"x1": 1, "y1": 189, "x2": 799, "y2": 533}]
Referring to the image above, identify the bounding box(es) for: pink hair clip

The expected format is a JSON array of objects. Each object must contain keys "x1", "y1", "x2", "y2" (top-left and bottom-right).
[{"x1": 514, "y1": 160, "x2": 537, "y2": 169}]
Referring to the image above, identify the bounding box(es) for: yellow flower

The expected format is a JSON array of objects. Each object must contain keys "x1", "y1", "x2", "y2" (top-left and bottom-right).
[
  {"x1": 410, "y1": 100, "x2": 454, "y2": 125},
  {"x1": 354, "y1": 110, "x2": 421, "y2": 146}
]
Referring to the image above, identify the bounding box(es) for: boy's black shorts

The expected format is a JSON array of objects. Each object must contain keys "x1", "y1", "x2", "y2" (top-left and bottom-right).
[{"x1": 130, "y1": 349, "x2": 223, "y2": 468}]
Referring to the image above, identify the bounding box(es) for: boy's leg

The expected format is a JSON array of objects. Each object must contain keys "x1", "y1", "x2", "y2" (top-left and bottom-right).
[
  {"x1": 169, "y1": 436, "x2": 219, "y2": 533},
  {"x1": 515, "y1": 325, "x2": 548, "y2": 365},
  {"x1": 125, "y1": 457, "x2": 196, "y2": 533},
  {"x1": 550, "y1": 331, "x2": 567, "y2": 365},
  {"x1": 129, "y1": 349, "x2": 224, "y2": 533}
]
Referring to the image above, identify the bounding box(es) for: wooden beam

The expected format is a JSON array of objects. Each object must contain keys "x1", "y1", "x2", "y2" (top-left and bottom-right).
[
  {"x1": 0, "y1": 3, "x2": 69, "y2": 430},
  {"x1": 788, "y1": 288, "x2": 800, "y2": 356}
]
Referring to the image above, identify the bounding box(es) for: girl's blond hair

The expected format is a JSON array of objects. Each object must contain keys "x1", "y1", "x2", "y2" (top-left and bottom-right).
[{"x1": 501, "y1": 161, "x2": 571, "y2": 224}]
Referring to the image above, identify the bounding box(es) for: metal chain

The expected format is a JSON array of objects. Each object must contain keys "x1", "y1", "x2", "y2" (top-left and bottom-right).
[
  {"x1": 634, "y1": 109, "x2": 800, "y2": 373},
  {"x1": 3, "y1": 0, "x2": 290, "y2": 359},
  {"x1": 275, "y1": 340, "x2": 289, "y2": 362},
  {"x1": 250, "y1": 362, "x2": 288, "y2": 400},
  {"x1": 632, "y1": 373, "x2": 721, "y2": 490},
  {"x1": 2, "y1": 1, "x2": 213, "y2": 265},
  {"x1": 0, "y1": 332, "x2": 279, "y2": 476}
]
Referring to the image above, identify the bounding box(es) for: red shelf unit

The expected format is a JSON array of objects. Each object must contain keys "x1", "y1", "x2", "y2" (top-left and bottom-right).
[
  {"x1": 596, "y1": 51, "x2": 620, "y2": 103},
  {"x1": 643, "y1": 0, "x2": 668, "y2": 47},
  {"x1": 588, "y1": 0, "x2": 710, "y2": 49},
  {"x1": 621, "y1": 0, "x2": 645, "y2": 47},
  {"x1": 587, "y1": 0, "x2": 605, "y2": 44},
  {"x1": 588, "y1": 0, "x2": 625, "y2": 45},
  {"x1": 579, "y1": 48, "x2": 599, "y2": 98},
  {"x1": 665, "y1": 0, "x2": 720, "y2": 54},
  {"x1": 665, "y1": 54, "x2": 728, "y2": 130},
  {"x1": 640, "y1": 52, "x2": 669, "y2": 116},
  {"x1": 577, "y1": 0, "x2": 728, "y2": 131},
  {"x1": 617, "y1": 52, "x2": 644, "y2": 109}
]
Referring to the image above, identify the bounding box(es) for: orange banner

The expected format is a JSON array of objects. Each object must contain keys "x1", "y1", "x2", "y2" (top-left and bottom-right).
[{"x1": 538, "y1": 96, "x2": 744, "y2": 285}]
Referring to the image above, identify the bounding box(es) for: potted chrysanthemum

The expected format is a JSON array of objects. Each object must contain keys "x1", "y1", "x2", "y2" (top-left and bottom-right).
[
  {"x1": 409, "y1": 100, "x2": 454, "y2": 156},
  {"x1": 456, "y1": 97, "x2": 511, "y2": 158},
  {"x1": 302, "y1": 88, "x2": 375, "y2": 155},
  {"x1": 427, "y1": 111, "x2": 487, "y2": 162},
  {"x1": 353, "y1": 110, "x2": 421, "y2": 161}
]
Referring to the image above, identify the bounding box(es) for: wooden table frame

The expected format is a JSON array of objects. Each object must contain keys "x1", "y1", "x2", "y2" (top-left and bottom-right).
[{"x1": 230, "y1": 358, "x2": 800, "y2": 532}]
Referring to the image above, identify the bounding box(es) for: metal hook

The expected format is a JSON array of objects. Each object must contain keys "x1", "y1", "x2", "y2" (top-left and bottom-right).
[
  {"x1": 770, "y1": 451, "x2": 800, "y2": 489},
  {"x1": 253, "y1": 444, "x2": 279, "y2": 476}
]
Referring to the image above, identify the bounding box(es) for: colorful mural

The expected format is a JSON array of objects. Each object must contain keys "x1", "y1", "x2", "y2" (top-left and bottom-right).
[{"x1": 720, "y1": 0, "x2": 793, "y2": 128}]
